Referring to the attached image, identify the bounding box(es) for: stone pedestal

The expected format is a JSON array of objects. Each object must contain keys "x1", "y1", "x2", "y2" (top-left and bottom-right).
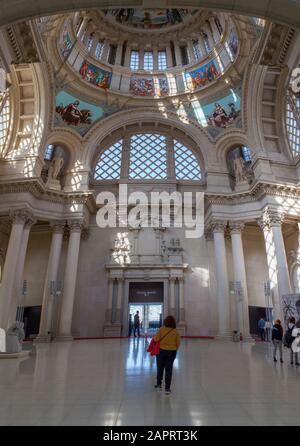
[
  {"x1": 103, "y1": 323, "x2": 122, "y2": 337},
  {"x1": 54, "y1": 335, "x2": 74, "y2": 342},
  {"x1": 46, "y1": 178, "x2": 61, "y2": 191},
  {"x1": 33, "y1": 334, "x2": 51, "y2": 344}
]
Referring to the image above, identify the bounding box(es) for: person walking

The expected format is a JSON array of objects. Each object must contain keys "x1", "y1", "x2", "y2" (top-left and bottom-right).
[
  {"x1": 272, "y1": 319, "x2": 284, "y2": 363},
  {"x1": 154, "y1": 315, "x2": 181, "y2": 395},
  {"x1": 258, "y1": 317, "x2": 266, "y2": 341},
  {"x1": 133, "y1": 310, "x2": 140, "y2": 337}
]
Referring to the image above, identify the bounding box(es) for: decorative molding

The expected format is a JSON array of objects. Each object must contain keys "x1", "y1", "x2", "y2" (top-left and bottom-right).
[
  {"x1": 229, "y1": 221, "x2": 245, "y2": 234},
  {"x1": 210, "y1": 219, "x2": 227, "y2": 233}
]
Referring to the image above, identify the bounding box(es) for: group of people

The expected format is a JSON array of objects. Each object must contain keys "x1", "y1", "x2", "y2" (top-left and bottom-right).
[
  {"x1": 259, "y1": 317, "x2": 300, "y2": 364},
  {"x1": 272, "y1": 318, "x2": 300, "y2": 364}
]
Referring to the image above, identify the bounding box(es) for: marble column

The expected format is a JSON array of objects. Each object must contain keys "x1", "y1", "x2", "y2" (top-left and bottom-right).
[
  {"x1": 169, "y1": 278, "x2": 176, "y2": 317},
  {"x1": 229, "y1": 222, "x2": 253, "y2": 341},
  {"x1": 166, "y1": 46, "x2": 173, "y2": 68},
  {"x1": 187, "y1": 40, "x2": 195, "y2": 64},
  {"x1": 9, "y1": 215, "x2": 36, "y2": 326},
  {"x1": 105, "y1": 278, "x2": 114, "y2": 324},
  {"x1": 115, "y1": 42, "x2": 123, "y2": 65},
  {"x1": 115, "y1": 278, "x2": 123, "y2": 324},
  {"x1": 177, "y1": 278, "x2": 186, "y2": 335},
  {"x1": 56, "y1": 221, "x2": 83, "y2": 341},
  {"x1": 35, "y1": 221, "x2": 65, "y2": 343},
  {"x1": 211, "y1": 220, "x2": 231, "y2": 339},
  {"x1": 0, "y1": 211, "x2": 30, "y2": 330},
  {"x1": 258, "y1": 211, "x2": 292, "y2": 320}
]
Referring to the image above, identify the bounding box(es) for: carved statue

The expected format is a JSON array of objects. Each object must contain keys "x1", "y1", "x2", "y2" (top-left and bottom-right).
[
  {"x1": 6, "y1": 322, "x2": 25, "y2": 353},
  {"x1": 48, "y1": 155, "x2": 64, "y2": 180},
  {"x1": 233, "y1": 155, "x2": 247, "y2": 184}
]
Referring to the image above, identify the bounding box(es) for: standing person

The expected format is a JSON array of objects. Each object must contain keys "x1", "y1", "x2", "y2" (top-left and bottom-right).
[
  {"x1": 272, "y1": 319, "x2": 284, "y2": 363},
  {"x1": 154, "y1": 315, "x2": 181, "y2": 395},
  {"x1": 258, "y1": 317, "x2": 266, "y2": 341},
  {"x1": 265, "y1": 320, "x2": 272, "y2": 341},
  {"x1": 291, "y1": 328, "x2": 300, "y2": 366},
  {"x1": 284, "y1": 317, "x2": 297, "y2": 364},
  {"x1": 133, "y1": 310, "x2": 140, "y2": 337}
]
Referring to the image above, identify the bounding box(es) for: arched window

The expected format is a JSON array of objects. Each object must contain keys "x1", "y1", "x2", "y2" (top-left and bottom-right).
[
  {"x1": 93, "y1": 133, "x2": 202, "y2": 181},
  {"x1": 286, "y1": 88, "x2": 300, "y2": 158},
  {"x1": 0, "y1": 91, "x2": 10, "y2": 154},
  {"x1": 94, "y1": 139, "x2": 123, "y2": 180}
]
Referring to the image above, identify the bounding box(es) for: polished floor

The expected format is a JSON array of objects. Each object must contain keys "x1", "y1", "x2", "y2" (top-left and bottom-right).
[{"x1": 0, "y1": 338, "x2": 300, "y2": 426}]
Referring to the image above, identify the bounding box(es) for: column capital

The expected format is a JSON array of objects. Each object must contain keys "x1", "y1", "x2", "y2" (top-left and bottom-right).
[
  {"x1": 204, "y1": 226, "x2": 213, "y2": 241},
  {"x1": 68, "y1": 220, "x2": 85, "y2": 233},
  {"x1": 229, "y1": 221, "x2": 245, "y2": 234},
  {"x1": 210, "y1": 219, "x2": 227, "y2": 234},
  {"x1": 9, "y1": 209, "x2": 35, "y2": 225},
  {"x1": 50, "y1": 221, "x2": 66, "y2": 234},
  {"x1": 257, "y1": 210, "x2": 285, "y2": 230}
]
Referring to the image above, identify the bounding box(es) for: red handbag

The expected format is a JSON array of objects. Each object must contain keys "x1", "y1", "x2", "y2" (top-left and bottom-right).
[
  {"x1": 147, "y1": 338, "x2": 160, "y2": 356},
  {"x1": 147, "y1": 329, "x2": 174, "y2": 356}
]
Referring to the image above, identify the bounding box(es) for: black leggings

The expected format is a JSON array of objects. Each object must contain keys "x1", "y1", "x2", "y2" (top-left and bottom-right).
[{"x1": 156, "y1": 349, "x2": 177, "y2": 390}]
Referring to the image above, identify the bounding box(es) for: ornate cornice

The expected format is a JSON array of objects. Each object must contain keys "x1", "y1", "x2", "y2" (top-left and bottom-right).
[
  {"x1": 206, "y1": 181, "x2": 300, "y2": 205},
  {"x1": 0, "y1": 178, "x2": 96, "y2": 209}
]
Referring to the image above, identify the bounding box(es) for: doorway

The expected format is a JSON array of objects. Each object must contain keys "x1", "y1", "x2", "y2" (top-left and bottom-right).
[{"x1": 128, "y1": 303, "x2": 163, "y2": 337}]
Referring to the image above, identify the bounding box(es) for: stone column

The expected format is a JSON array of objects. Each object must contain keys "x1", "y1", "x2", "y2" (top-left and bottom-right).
[
  {"x1": 229, "y1": 222, "x2": 253, "y2": 341},
  {"x1": 56, "y1": 221, "x2": 83, "y2": 341},
  {"x1": 9, "y1": 215, "x2": 36, "y2": 326},
  {"x1": 187, "y1": 40, "x2": 195, "y2": 64},
  {"x1": 169, "y1": 278, "x2": 176, "y2": 316},
  {"x1": 0, "y1": 211, "x2": 30, "y2": 330},
  {"x1": 153, "y1": 46, "x2": 158, "y2": 70},
  {"x1": 124, "y1": 45, "x2": 131, "y2": 67},
  {"x1": 211, "y1": 220, "x2": 231, "y2": 339},
  {"x1": 166, "y1": 45, "x2": 173, "y2": 68},
  {"x1": 139, "y1": 47, "x2": 144, "y2": 70},
  {"x1": 258, "y1": 211, "x2": 292, "y2": 320},
  {"x1": 35, "y1": 221, "x2": 65, "y2": 343},
  {"x1": 198, "y1": 35, "x2": 207, "y2": 58},
  {"x1": 115, "y1": 42, "x2": 123, "y2": 65},
  {"x1": 177, "y1": 278, "x2": 186, "y2": 335},
  {"x1": 115, "y1": 278, "x2": 123, "y2": 324},
  {"x1": 174, "y1": 43, "x2": 182, "y2": 66},
  {"x1": 101, "y1": 41, "x2": 110, "y2": 63},
  {"x1": 105, "y1": 278, "x2": 114, "y2": 324}
]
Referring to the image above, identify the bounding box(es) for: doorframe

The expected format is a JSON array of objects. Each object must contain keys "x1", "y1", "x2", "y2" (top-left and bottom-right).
[{"x1": 122, "y1": 279, "x2": 168, "y2": 336}]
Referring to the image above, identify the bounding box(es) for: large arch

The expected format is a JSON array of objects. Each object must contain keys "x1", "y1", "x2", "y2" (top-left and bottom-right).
[{"x1": 0, "y1": 1, "x2": 300, "y2": 29}]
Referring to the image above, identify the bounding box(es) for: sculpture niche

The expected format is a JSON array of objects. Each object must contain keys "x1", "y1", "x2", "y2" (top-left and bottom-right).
[{"x1": 46, "y1": 155, "x2": 64, "y2": 191}]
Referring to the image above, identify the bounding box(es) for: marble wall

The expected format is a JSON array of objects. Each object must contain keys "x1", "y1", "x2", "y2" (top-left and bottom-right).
[{"x1": 20, "y1": 222, "x2": 297, "y2": 337}]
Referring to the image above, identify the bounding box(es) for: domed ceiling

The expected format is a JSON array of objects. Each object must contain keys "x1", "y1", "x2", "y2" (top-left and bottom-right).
[{"x1": 101, "y1": 8, "x2": 199, "y2": 31}]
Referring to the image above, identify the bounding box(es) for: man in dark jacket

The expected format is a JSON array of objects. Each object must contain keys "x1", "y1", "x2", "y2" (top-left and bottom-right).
[
  {"x1": 272, "y1": 320, "x2": 283, "y2": 363},
  {"x1": 133, "y1": 311, "x2": 140, "y2": 337}
]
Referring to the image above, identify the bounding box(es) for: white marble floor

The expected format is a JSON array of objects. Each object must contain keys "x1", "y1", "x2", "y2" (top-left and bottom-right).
[{"x1": 0, "y1": 338, "x2": 300, "y2": 426}]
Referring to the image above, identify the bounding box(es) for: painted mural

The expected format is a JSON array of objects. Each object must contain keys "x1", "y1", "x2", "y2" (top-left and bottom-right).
[
  {"x1": 55, "y1": 90, "x2": 119, "y2": 136},
  {"x1": 79, "y1": 60, "x2": 112, "y2": 90},
  {"x1": 60, "y1": 23, "x2": 73, "y2": 58},
  {"x1": 104, "y1": 9, "x2": 196, "y2": 29},
  {"x1": 129, "y1": 78, "x2": 169, "y2": 97},
  {"x1": 174, "y1": 85, "x2": 242, "y2": 138},
  {"x1": 185, "y1": 61, "x2": 220, "y2": 91}
]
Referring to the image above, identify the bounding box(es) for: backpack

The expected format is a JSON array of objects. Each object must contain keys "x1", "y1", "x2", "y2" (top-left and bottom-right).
[{"x1": 284, "y1": 327, "x2": 294, "y2": 347}]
